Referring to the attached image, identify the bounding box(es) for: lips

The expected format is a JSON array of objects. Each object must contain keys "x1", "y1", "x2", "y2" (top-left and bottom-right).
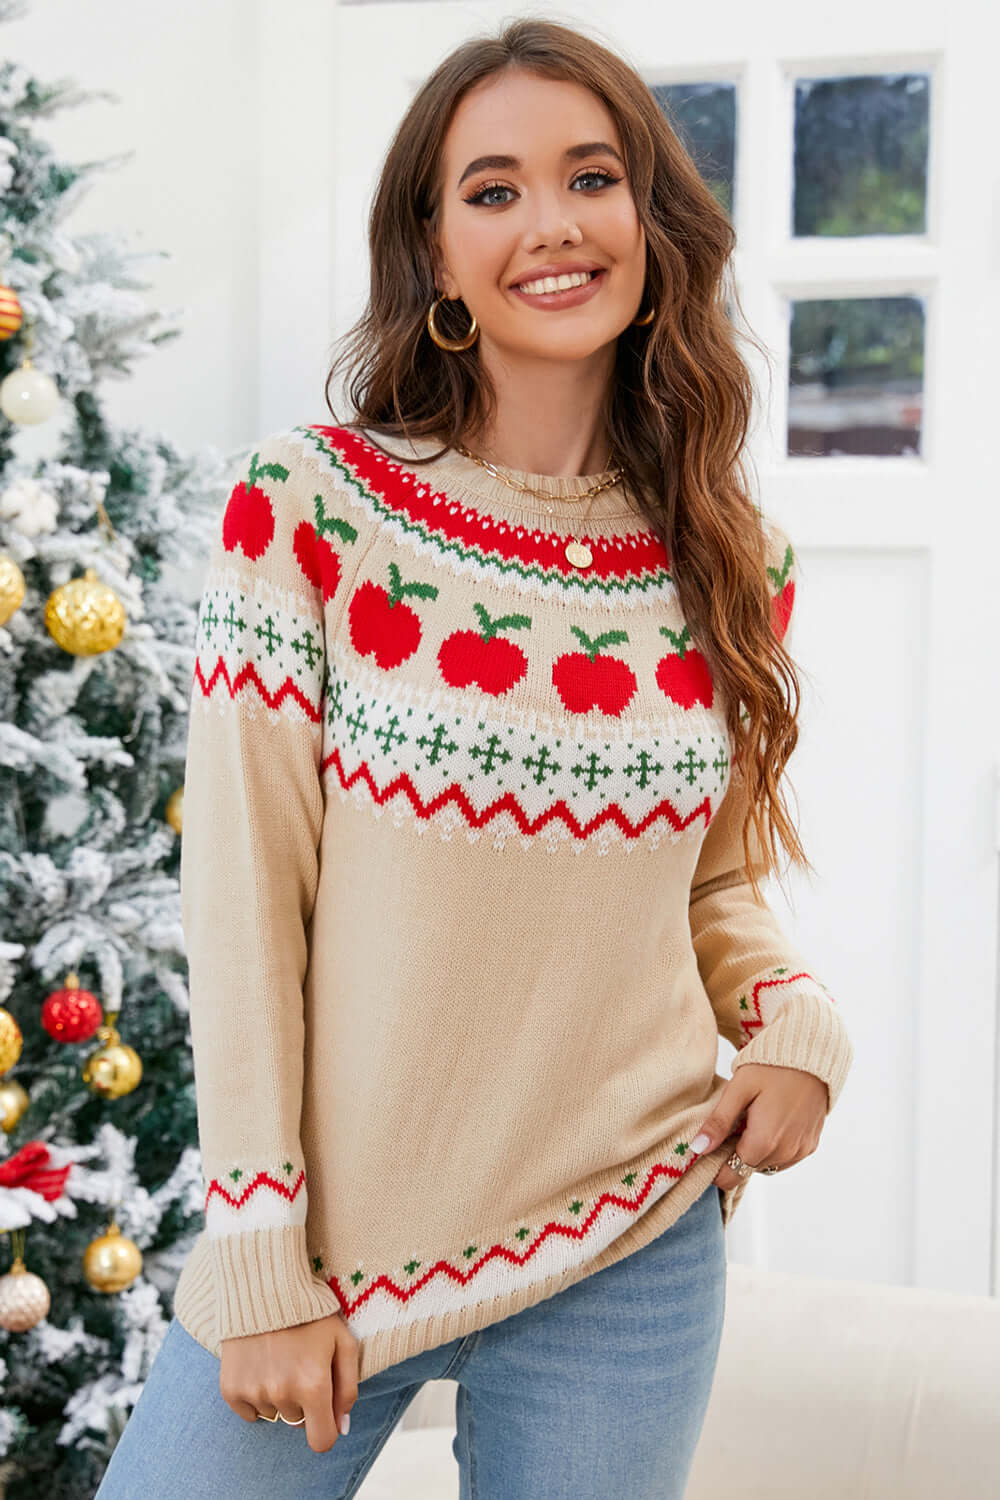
[{"x1": 508, "y1": 268, "x2": 607, "y2": 310}]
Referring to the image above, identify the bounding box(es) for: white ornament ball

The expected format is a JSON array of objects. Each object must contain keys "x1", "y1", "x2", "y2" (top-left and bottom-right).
[
  {"x1": 0, "y1": 1259, "x2": 51, "y2": 1332},
  {"x1": 0, "y1": 363, "x2": 60, "y2": 425}
]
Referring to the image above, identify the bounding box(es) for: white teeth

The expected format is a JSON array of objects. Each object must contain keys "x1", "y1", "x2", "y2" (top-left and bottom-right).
[{"x1": 517, "y1": 270, "x2": 595, "y2": 295}]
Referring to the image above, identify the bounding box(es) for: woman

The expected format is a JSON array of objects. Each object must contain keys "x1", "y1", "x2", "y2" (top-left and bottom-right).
[{"x1": 97, "y1": 16, "x2": 852, "y2": 1499}]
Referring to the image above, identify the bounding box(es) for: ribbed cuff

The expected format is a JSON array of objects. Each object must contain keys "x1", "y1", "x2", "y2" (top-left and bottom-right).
[
  {"x1": 210, "y1": 1224, "x2": 342, "y2": 1343},
  {"x1": 730, "y1": 990, "x2": 854, "y2": 1114}
]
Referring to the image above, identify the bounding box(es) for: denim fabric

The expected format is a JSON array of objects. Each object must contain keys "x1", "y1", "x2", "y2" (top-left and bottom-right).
[{"x1": 94, "y1": 1181, "x2": 726, "y2": 1500}]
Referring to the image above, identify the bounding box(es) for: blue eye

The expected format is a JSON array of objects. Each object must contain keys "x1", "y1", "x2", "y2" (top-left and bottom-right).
[{"x1": 462, "y1": 168, "x2": 621, "y2": 207}]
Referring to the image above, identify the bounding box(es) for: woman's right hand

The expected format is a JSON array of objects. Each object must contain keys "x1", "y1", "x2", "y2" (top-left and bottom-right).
[{"x1": 219, "y1": 1310, "x2": 360, "y2": 1454}]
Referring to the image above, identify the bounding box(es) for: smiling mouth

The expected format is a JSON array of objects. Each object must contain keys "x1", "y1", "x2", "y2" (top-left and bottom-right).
[
  {"x1": 512, "y1": 269, "x2": 602, "y2": 293},
  {"x1": 509, "y1": 268, "x2": 607, "y2": 306}
]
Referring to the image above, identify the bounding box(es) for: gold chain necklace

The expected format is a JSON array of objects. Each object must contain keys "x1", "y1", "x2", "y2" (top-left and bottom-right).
[{"x1": 454, "y1": 441, "x2": 624, "y2": 505}]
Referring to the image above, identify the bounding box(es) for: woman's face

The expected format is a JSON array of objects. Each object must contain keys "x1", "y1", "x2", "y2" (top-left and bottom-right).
[{"x1": 428, "y1": 69, "x2": 647, "y2": 365}]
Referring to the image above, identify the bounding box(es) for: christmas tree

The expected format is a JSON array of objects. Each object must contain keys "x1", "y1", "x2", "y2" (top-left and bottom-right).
[{"x1": 0, "y1": 4, "x2": 240, "y2": 1493}]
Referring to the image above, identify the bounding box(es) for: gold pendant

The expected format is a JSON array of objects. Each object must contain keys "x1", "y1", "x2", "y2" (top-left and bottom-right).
[{"x1": 564, "y1": 539, "x2": 593, "y2": 569}]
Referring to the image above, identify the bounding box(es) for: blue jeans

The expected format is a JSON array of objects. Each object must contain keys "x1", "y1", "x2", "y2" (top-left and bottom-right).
[{"x1": 95, "y1": 1181, "x2": 726, "y2": 1500}]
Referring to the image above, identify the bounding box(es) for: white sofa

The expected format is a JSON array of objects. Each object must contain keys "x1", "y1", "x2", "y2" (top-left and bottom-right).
[{"x1": 356, "y1": 1260, "x2": 1000, "y2": 1499}]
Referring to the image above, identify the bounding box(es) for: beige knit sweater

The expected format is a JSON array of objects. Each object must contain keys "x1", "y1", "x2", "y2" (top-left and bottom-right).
[{"x1": 172, "y1": 422, "x2": 853, "y2": 1383}]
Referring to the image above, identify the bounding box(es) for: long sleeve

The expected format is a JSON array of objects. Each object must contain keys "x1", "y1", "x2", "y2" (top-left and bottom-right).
[
  {"x1": 180, "y1": 430, "x2": 342, "y2": 1341},
  {"x1": 688, "y1": 526, "x2": 853, "y2": 1115}
]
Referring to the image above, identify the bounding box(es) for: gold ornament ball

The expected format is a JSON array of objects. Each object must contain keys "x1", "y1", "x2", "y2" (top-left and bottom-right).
[
  {"x1": 165, "y1": 785, "x2": 183, "y2": 834},
  {"x1": 0, "y1": 552, "x2": 25, "y2": 627},
  {"x1": 82, "y1": 1223, "x2": 143, "y2": 1293},
  {"x1": 0, "y1": 1006, "x2": 23, "y2": 1074},
  {"x1": 45, "y1": 568, "x2": 126, "y2": 655},
  {"x1": 82, "y1": 1026, "x2": 142, "y2": 1098},
  {"x1": 0, "y1": 1257, "x2": 51, "y2": 1331},
  {"x1": 0, "y1": 282, "x2": 23, "y2": 340},
  {"x1": 0, "y1": 1077, "x2": 29, "y2": 1132}
]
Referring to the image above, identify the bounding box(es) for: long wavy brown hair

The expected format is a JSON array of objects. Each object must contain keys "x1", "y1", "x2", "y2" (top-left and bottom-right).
[{"x1": 324, "y1": 16, "x2": 814, "y2": 904}]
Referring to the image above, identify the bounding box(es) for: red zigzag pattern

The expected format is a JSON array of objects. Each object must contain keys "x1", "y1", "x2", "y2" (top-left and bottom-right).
[
  {"x1": 194, "y1": 657, "x2": 322, "y2": 723},
  {"x1": 322, "y1": 744, "x2": 714, "y2": 841},
  {"x1": 204, "y1": 1167, "x2": 306, "y2": 1212}
]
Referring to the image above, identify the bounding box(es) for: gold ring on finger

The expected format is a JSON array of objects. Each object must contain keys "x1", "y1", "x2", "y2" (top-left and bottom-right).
[
  {"x1": 255, "y1": 1409, "x2": 280, "y2": 1423},
  {"x1": 727, "y1": 1151, "x2": 781, "y2": 1177},
  {"x1": 278, "y1": 1412, "x2": 306, "y2": 1426}
]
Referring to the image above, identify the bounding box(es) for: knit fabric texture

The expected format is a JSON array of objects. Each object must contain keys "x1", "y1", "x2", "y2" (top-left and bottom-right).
[{"x1": 172, "y1": 423, "x2": 854, "y2": 1382}]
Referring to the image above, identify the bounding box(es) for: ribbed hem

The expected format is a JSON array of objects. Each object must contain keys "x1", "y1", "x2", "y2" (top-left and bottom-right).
[
  {"x1": 174, "y1": 1150, "x2": 748, "y2": 1381},
  {"x1": 731, "y1": 991, "x2": 854, "y2": 1113},
  {"x1": 352, "y1": 1151, "x2": 746, "y2": 1382},
  {"x1": 209, "y1": 1225, "x2": 342, "y2": 1343}
]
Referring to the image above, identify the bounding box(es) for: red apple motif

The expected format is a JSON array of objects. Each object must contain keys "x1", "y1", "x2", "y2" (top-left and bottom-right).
[
  {"x1": 222, "y1": 478, "x2": 274, "y2": 561},
  {"x1": 551, "y1": 626, "x2": 637, "y2": 717},
  {"x1": 655, "y1": 624, "x2": 713, "y2": 708},
  {"x1": 293, "y1": 520, "x2": 341, "y2": 603},
  {"x1": 293, "y1": 496, "x2": 359, "y2": 604},
  {"x1": 438, "y1": 603, "x2": 531, "y2": 694},
  {"x1": 349, "y1": 560, "x2": 439, "y2": 670},
  {"x1": 768, "y1": 541, "x2": 796, "y2": 642},
  {"x1": 771, "y1": 578, "x2": 795, "y2": 642}
]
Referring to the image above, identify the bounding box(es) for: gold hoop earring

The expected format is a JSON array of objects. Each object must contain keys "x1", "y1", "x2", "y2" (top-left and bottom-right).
[
  {"x1": 427, "y1": 293, "x2": 479, "y2": 351},
  {"x1": 631, "y1": 302, "x2": 655, "y2": 326}
]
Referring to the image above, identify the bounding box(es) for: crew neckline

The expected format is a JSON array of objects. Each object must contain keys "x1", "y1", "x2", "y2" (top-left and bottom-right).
[{"x1": 350, "y1": 425, "x2": 637, "y2": 523}]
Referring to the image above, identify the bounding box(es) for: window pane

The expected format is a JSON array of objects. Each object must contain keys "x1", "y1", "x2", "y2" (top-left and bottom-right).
[
  {"x1": 793, "y1": 73, "x2": 930, "y2": 237},
  {"x1": 650, "y1": 82, "x2": 736, "y2": 219},
  {"x1": 788, "y1": 296, "x2": 924, "y2": 456}
]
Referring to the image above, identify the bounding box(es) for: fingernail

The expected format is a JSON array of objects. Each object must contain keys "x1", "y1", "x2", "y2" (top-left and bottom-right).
[
  {"x1": 339, "y1": 1413, "x2": 350, "y2": 1436},
  {"x1": 690, "y1": 1133, "x2": 711, "y2": 1154}
]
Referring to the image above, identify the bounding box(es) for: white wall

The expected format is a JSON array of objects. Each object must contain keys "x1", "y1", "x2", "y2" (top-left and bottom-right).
[{"x1": 2, "y1": 0, "x2": 335, "y2": 455}]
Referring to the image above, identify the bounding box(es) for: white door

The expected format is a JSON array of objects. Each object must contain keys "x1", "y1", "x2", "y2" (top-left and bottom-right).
[{"x1": 257, "y1": 0, "x2": 1000, "y2": 1294}]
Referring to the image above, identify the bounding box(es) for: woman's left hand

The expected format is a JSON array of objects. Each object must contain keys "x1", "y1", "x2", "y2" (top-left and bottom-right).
[{"x1": 690, "y1": 1063, "x2": 830, "y2": 1190}]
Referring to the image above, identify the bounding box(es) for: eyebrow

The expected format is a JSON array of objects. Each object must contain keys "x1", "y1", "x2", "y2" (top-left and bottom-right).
[{"x1": 456, "y1": 141, "x2": 625, "y2": 189}]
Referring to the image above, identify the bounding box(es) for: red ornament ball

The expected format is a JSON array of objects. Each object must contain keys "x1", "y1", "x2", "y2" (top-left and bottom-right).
[{"x1": 41, "y1": 974, "x2": 103, "y2": 1043}]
